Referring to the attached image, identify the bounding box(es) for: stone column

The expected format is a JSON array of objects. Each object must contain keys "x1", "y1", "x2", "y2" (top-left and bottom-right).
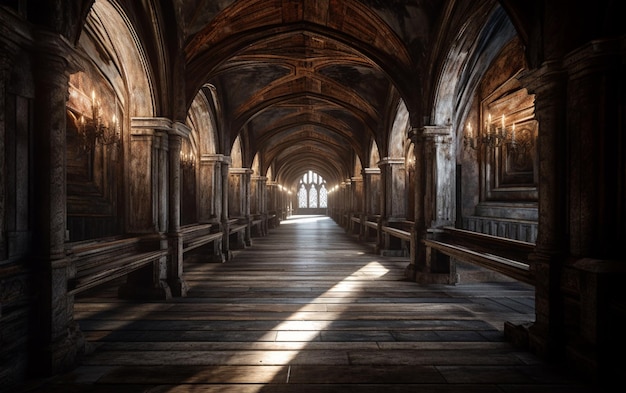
[
  {"x1": 406, "y1": 127, "x2": 426, "y2": 280},
  {"x1": 563, "y1": 39, "x2": 624, "y2": 380},
  {"x1": 351, "y1": 176, "x2": 363, "y2": 235},
  {"x1": 0, "y1": 40, "x2": 17, "y2": 260},
  {"x1": 378, "y1": 158, "x2": 406, "y2": 219},
  {"x1": 411, "y1": 125, "x2": 456, "y2": 283},
  {"x1": 127, "y1": 117, "x2": 171, "y2": 233},
  {"x1": 123, "y1": 117, "x2": 172, "y2": 299},
  {"x1": 0, "y1": 45, "x2": 9, "y2": 262},
  {"x1": 352, "y1": 176, "x2": 363, "y2": 214},
  {"x1": 229, "y1": 168, "x2": 252, "y2": 246},
  {"x1": 197, "y1": 154, "x2": 225, "y2": 262},
  {"x1": 198, "y1": 154, "x2": 224, "y2": 223},
  {"x1": 31, "y1": 31, "x2": 84, "y2": 375},
  {"x1": 517, "y1": 61, "x2": 568, "y2": 358},
  {"x1": 342, "y1": 179, "x2": 351, "y2": 228},
  {"x1": 377, "y1": 157, "x2": 406, "y2": 253},
  {"x1": 361, "y1": 168, "x2": 380, "y2": 241},
  {"x1": 423, "y1": 126, "x2": 455, "y2": 228},
  {"x1": 266, "y1": 181, "x2": 278, "y2": 228},
  {"x1": 261, "y1": 176, "x2": 268, "y2": 231},
  {"x1": 166, "y1": 122, "x2": 190, "y2": 297},
  {"x1": 220, "y1": 157, "x2": 232, "y2": 259},
  {"x1": 251, "y1": 175, "x2": 268, "y2": 236}
]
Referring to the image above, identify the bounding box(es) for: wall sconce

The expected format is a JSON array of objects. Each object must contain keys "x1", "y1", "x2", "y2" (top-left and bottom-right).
[
  {"x1": 180, "y1": 151, "x2": 196, "y2": 169},
  {"x1": 464, "y1": 113, "x2": 533, "y2": 153},
  {"x1": 78, "y1": 90, "x2": 119, "y2": 151}
]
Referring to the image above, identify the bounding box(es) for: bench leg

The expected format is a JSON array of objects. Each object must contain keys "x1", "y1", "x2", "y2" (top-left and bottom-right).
[
  {"x1": 118, "y1": 259, "x2": 173, "y2": 300},
  {"x1": 412, "y1": 247, "x2": 456, "y2": 284},
  {"x1": 230, "y1": 232, "x2": 246, "y2": 250}
]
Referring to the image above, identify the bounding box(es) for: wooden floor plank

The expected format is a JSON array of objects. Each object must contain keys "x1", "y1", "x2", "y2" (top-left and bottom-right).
[{"x1": 17, "y1": 215, "x2": 597, "y2": 393}]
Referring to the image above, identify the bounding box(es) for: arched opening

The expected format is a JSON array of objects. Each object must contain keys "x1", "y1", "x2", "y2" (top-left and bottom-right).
[{"x1": 296, "y1": 170, "x2": 328, "y2": 215}]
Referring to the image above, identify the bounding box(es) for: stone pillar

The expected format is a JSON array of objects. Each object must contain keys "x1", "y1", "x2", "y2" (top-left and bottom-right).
[
  {"x1": 166, "y1": 122, "x2": 190, "y2": 297},
  {"x1": 261, "y1": 176, "x2": 268, "y2": 230},
  {"x1": 266, "y1": 181, "x2": 278, "y2": 228},
  {"x1": 342, "y1": 179, "x2": 351, "y2": 228},
  {"x1": 377, "y1": 157, "x2": 406, "y2": 253},
  {"x1": 423, "y1": 125, "x2": 455, "y2": 228},
  {"x1": 31, "y1": 31, "x2": 84, "y2": 375},
  {"x1": 410, "y1": 125, "x2": 456, "y2": 283},
  {"x1": 351, "y1": 176, "x2": 363, "y2": 235},
  {"x1": 0, "y1": 44, "x2": 9, "y2": 262},
  {"x1": 361, "y1": 168, "x2": 380, "y2": 241},
  {"x1": 562, "y1": 39, "x2": 624, "y2": 380},
  {"x1": 127, "y1": 117, "x2": 171, "y2": 233},
  {"x1": 378, "y1": 157, "x2": 406, "y2": 219},
  {"x1": 406, "y1": 127, "x2": 426, "y2": 280},
  {"x1": 197, "y1": 154, "x2": 225, "y2": 262},
  {"x1": 220, "y1": 158, "x2": 232, "y2": 259},
  {"x1": 351, "y1": 176, "x2": 363, "y2": 214},
  {"x1": 252, "y1": 175, "x2": 268, "y2": 236},
  {"x1": 198, "y1": 154, "x2": 225, "y2": 223},
  {"x1": 229, "y1": 168, "x2": 252, "y2": 246},
  {"x1": 123, "y1": 116, "x2": 173, "y2": 299},
  {"x1": 517, "y1": 61, "x2": 568, "y2": 359}
]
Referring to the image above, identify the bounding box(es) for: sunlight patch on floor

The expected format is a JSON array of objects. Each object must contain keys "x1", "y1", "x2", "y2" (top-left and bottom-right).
[
  {"x1": 254, "y1": 261, "x2": 390, "y2": 367},
  {"x1": 279, "y1": 215, "x2": 329, "y2": 224}
]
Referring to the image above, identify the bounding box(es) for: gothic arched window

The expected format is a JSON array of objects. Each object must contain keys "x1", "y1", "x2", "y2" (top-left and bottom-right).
[{"x1": 298, "y1": 170, "x2": 327, "y2": 208}]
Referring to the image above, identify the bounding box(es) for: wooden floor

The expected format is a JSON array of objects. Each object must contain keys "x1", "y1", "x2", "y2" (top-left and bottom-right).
[{"x1": 20, "y1": 215, "x2": 597, "y2": 392}]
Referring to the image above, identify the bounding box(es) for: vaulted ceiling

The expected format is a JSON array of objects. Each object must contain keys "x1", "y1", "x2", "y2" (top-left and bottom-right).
[{"x1": 180, "y1": 0, "x2": 443, "y2": 187}]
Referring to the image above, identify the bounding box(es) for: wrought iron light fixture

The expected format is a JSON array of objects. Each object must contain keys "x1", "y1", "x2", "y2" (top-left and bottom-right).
[
  {"x1": 464, "y1": 113, "x2": 532, "y2": 153},
  {"x1": 77, "y1": 90, "x2": 119, "y2": 152},
  {"x1": 180, "y1": 151, "x2": 196, "y2": 169}
]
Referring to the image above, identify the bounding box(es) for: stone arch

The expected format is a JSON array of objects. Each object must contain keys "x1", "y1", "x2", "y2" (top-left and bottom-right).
[
  {"x1": 230, "y1": 134, "x2": 243, "y2": 168},
  {"x1": 388, "y1": 99, "x2": 409, "y2": 159},
  {"x1": 187, "y1": 88, "x2": 217, "y2": 156},
  {"x1": 65, "y1": 0, "x2": 156, "y2": 240},
  {"x1": 82, "y1": 0, "x2": 155, "y2": 117},
  {"x1": 251, "y1": 153, "x2": 260, "y2": 175},
  {"x1": 353, "y1": 155, "x2": 363, "y2": 179},
  {"x1": 369, "y1": 140, "x2": 380, "y2": 168}
]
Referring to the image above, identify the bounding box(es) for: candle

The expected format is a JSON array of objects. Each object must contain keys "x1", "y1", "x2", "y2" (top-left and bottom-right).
[
  {"x1": 511, "y1": 123, "x2": 516, "y2": 141},
  {"x1": 467, "y1": 122, "x2": 472, "y2": 138}
]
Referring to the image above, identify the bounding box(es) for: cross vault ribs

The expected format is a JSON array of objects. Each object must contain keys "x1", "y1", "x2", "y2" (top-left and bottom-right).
[
  {"x1": 185, "y1": 0, "x2": 418, "y2": 182},
  {"x1": 207, "y1": 33, "x2": 393, "y2": 176}
]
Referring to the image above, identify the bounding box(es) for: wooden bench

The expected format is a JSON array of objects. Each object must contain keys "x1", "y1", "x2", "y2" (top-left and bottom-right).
[
  {"x1": 180, "y1": 223, "x2": 224, "y2": 262},
  {"x1": 349, "y1": 215, "x2": 361, "y2": 235},
  {"x1": 267, "y1": 213, "x2": 278, "y2": 229},
  {"x1": 382, "y1": 226, "x2": 411, "y2": 241},
  {"x1": 67, "y1": 236, "x2": 167, "y2": 295},
  {"x1": 250, "y1": 216, "x2": 265, "y2": 237},
  {"x1": 228, "y1": 219, "x2": 248, "y2": 249},
  {"x1": 364, "y1": 219, "x2": 378, "y2": 230},
  {"x1": 180, "y1": 223, "x2": 222, "y2": 253},
  {"x1": 423, "y1": 226, "x2": 535, "y2": 285},
  {"x1": 380, "y1": 223, "x2": 412, "y2": 256}
]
